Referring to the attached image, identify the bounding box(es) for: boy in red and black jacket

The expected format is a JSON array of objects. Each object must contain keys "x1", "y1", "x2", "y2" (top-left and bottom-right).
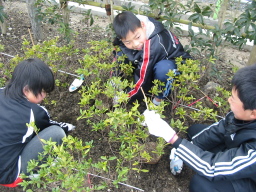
[{"x1": 113, "y1": 11, "x2": 191, "y2": 105}]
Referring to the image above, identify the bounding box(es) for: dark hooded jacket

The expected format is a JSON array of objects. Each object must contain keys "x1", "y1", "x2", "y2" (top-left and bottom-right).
[
  {"x1": 173, "y1": 112, "x2": 256, "y2": 192},
  {"x1": 0, "y1": 88, "x2": 69, "y2": 184},
  {"x1": 114, "y1": 16, "x2": 191, "y2": 101}
]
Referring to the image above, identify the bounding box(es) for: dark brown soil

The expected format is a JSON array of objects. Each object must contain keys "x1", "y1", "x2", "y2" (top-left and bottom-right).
[{"x1": 0, "y1": 1, "x2": 250, "y2": 192}]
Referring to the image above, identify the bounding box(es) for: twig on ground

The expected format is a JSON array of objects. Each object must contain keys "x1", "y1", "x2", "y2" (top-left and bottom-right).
[
  {"x1": 200, "y1": 90, "x2": 219, "y2": 107},
  {"x1": 187, "y1": 96, "x2": 206, "y2": 107},
  {"x1": 140, "y1": 87, "x2": 149, "y2": 110},
  {"x1": 72, "y1": 168, "x2": 144, "y2": 191},
  {"x1": 28, "y1": 28, "x2": 35, "y2": 46}
]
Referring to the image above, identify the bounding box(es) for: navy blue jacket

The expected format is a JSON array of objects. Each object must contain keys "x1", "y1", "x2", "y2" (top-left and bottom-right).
[
  {"x1": 0, "y1": 88, "x2": 69, "y2": 184},
  {"x1": 173, "y1": 112, "x2": 256, "y2": 191}
]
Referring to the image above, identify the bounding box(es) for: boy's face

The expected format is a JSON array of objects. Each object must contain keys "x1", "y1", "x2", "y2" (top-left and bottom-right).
[
  {"x1": 228, "y1": 88, "x2": 255, "y2": 121},
  {"x1": 23, "y1": 88, "x2": 46, "y2": 104},
  {"x1": 121, "y1": 21, "x2": 147, "y2": 50}
]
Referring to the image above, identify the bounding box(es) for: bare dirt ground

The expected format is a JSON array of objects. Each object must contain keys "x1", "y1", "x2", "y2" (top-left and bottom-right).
[{"x1": 0, "y1": 1, "x2": 251, "y2": 192}]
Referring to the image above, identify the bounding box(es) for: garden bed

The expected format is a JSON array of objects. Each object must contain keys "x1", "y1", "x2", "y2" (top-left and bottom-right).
[{"x1": 0, "y1": 1, "x2": 251, "y2": 192}]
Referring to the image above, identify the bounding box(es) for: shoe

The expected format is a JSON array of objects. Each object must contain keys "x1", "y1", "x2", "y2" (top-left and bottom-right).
[
  {"x1": 152, "y1": 98, "x2": 161, "y2": 106},
  {"x1": 29, "y1": 173, "x2": 39, "y2": 179},
  {"x1": 113, "y1": 95, "x2": 119, "y2": 105}
]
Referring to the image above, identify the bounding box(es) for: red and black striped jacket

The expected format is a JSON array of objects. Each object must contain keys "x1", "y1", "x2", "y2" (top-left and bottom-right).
[{"x1": 117, "y1": 16, "x2": 191, "y2": 101}]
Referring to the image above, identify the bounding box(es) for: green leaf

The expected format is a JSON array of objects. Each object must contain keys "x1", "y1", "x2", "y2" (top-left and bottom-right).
[
  {"x1": 202, "y1": 6, "x2": 213, "y2": 17},
  {"x1": 193, "y1": 3, "x2": 201, "y2": 13},
  {"x1": 188, "y1": 13, "x2": 199, "y2": 22}
]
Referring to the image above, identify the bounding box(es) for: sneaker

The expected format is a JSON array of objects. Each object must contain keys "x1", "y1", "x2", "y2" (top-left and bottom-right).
[
  {"x1": 152, "y1": 98, "x2": 161, "y2": 106},
  {"x1": 29, "y1": 173, "x2": 40, "y2": 179}
]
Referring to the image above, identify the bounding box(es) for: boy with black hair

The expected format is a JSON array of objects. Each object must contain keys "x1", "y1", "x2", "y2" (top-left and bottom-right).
[
  {"x1": 143, "y1": 64, "x2": 256, "y2": 192},
  {"x1": 0, "y1": 58, "x2": 75, "y2": 185},
  {"x1": 113, "y1": 11, "x2": 191, "y2": 105}
]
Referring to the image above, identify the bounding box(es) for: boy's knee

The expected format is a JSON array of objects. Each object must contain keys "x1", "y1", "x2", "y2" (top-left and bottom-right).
[
  {"x1": 189, "y1": 174, "x2": 210, "y2": 192},
  {"x1": 154, "y1": 60, "x2": 177, "y2": 81},
  {"x1": 190, "y1": 174, "x2": 235, "y2": 192},
  {"x1": 39, "y1": 125, "x2": 66, "y2": 144},
  {"x1": 189, "y1": 174, "x2": 200, "y2": 192},
  {"x1": 50, "y1": 125, "x2": 66, "y2": 137}
]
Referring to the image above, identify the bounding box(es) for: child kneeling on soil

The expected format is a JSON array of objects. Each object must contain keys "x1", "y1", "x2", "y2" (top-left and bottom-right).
[
  {"x1": 143, "y1": 64, "x2": 256, "y2": 192},
  {"x1": 0, "y1": 58, "x2": 76, "y2": 185},
  {"x1": 112, "y1": 11, "x2": 191, "y2": 105}
]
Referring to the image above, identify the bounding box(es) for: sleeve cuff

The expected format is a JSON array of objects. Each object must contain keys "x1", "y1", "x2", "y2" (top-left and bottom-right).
[{"x1": 172, "y1": 137, "x2": 182, "y2": 148}]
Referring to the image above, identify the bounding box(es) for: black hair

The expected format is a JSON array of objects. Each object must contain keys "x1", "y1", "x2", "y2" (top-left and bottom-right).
[
  {"x1": 113, "y1": 11, "x2": 141, "y2": 40},
  {"x1": 5, "y1": 58, "x2": 55, "y2": 99},
  {"x1": 232, "y1": 64, "x2": 256, "y2": 110}
]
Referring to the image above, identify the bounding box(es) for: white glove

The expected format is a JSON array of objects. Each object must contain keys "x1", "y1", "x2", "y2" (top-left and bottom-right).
[
  {"x1": 66, "y1": 123, "x2": 76, "y2": 131},
  {"x1": 109, "y1": 79, "x2": 122, "y2": 92},
  {"x1": 55, "y1": 122, "x2": 76, "y2": 132},
  {"x1": 170, "y1": 148, "x2": 183, "y2": 175},
  {"x1": 143, "y1": 110, "x2": 176, "y2": 142},
  {"x1": 113, "y1": 95, "x2": 119, "y2": 105}
]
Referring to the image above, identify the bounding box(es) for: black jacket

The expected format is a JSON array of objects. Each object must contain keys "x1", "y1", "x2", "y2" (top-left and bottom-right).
[
  {"x1": 0, "y1": 88, "x2": 69, "y2": 184},
  {"x1": 115, "y1": 16, "x2": 191, "y2": 101},
  {"x1": 173, "y1": 112, "x2": 256, "y2": 191}
]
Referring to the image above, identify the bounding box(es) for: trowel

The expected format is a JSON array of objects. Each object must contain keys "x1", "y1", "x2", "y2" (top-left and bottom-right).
[{"x1": 68, "y1": 74, "x2": 84, "y2": 92}]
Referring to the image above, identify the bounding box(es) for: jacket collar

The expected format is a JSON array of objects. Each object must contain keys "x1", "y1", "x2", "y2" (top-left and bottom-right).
[{"x1": 225, "y1": 112, "x2": 256, "y2": 134}]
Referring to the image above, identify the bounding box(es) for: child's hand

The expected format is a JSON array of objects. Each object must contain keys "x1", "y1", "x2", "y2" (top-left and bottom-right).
[
  {"x1": 170, "y1": 148, "x2": 183, "y2": 175},
  {"x1": 66, "y1": 123, "x2": 76, "y2": 131},
  {"x1": 143, "y1": 109, "x2": 176, "y2": 142},
  {"x1": 57, "y1": 122, "x2": 76, "y2": 132}
]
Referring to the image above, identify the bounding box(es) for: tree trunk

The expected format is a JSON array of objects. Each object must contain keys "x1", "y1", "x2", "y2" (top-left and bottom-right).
[
  {"x1": 217, "y1": 0, "x2": 228, "y2": 29},
  {"x1": 60, "y1": 0, "x2": 70, "y2": 26},
  {"x1": 215, "y1": 0, "x2": 229, "y2": 55},
  {"x1": 26, "y1": 0, "x2": 43, "y2": 41},
  {"x1": 247, "y1": 45, "x2": 256, "y2": 66},
  {"x1": 0, "y1": 0, "x2": 7, "y2": 34}
]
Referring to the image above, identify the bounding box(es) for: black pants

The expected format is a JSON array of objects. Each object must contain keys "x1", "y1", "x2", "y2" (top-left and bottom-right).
[
  {"x1": 189, "y1": 173, "x2": 235, "y2": 192},
  {"x1": 187, "y1": 124, "x2": 237, "y2": 192}
]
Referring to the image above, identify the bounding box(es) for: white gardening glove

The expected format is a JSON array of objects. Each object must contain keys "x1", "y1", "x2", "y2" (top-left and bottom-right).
[
  {"x1": 66, "y1": 123, "x2": 76, "y2": 131},
  {"x1": 169, "y1": 148, "x2": 183, "y2": 175},
  {"x1": 113, "y1": 95, "x2": 119, "y2": 105},
  {"x1": 53, "y1": 121, "x2": 76, "y2": 132},
  {"x1": 143, "y1": 109, "x2": 176, "y2": 142}
]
